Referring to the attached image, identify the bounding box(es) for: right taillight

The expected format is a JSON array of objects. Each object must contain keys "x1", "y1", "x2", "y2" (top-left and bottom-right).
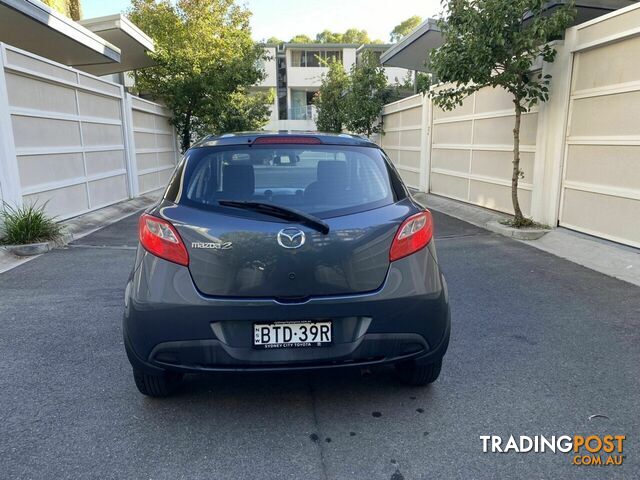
[
  {"x1": 139, "y1": 213, "x2": 189, "y2": 266},
  {"x1": 389, "y1": 211, "x2": 433, "y2": 262}
]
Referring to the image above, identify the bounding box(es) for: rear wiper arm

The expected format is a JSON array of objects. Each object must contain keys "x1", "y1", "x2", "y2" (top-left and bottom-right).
[{"x1": 218, "y1": 200, "x2": 330, "y2": 234}]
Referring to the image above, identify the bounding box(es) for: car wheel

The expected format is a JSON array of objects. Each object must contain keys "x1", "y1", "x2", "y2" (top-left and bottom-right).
[
  {"x1": 395, "y1": 358, "x2": 442, "y2": 386},
  {"x1": 133, "y1": 368, "x2": 183, "y2": 397}
]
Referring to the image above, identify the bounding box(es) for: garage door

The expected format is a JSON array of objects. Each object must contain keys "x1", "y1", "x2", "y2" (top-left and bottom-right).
[{"x1": 560, "y1": 32, "x2": 640, "y2": 248}]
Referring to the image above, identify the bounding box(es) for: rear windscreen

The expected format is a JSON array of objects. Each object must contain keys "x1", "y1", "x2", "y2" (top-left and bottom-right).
[{"x1": 171, "y1": 145, "x2": 401, "y2": 217}]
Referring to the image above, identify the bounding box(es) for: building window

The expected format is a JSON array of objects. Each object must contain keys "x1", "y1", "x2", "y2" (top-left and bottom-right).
[
  {"x1": 291, "y1": 50, "x2": 305, "y2": 67},
  {"x1": 290, "y1": 50, "x2": 343, "y2": 67},
  {"x1": 306, "y1": 51, "x2": 321, "y2": 67},
  {"x1": 325, "y1": 51, "x2": 341, "y2": 63}
]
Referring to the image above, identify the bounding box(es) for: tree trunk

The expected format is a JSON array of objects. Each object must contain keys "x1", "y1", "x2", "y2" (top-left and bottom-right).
[
  {"x1": 511, "y1": 100, "x2": 525, "y2": 224},
  {"x1": 181, "y1": 112, "x2": 192, "y2": 153}
]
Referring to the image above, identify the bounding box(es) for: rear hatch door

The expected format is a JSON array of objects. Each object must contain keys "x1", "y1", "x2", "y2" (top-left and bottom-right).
[{"x1": 162, "y1": 201, "x2": 413, "y2": 298}]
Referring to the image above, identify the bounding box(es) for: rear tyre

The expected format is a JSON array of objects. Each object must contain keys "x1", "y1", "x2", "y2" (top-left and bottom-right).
[
  {"x1": 133, "y1": 368, "x2": 183, "y2": 398},
  {"x1": 395, "y1": 358, "x2": 442, "y2": 386}
]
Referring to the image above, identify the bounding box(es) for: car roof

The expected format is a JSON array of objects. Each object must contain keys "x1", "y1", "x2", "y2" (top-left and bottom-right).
[{"x1": 190, "y1": 131, "x2": 379, "y2": 148}]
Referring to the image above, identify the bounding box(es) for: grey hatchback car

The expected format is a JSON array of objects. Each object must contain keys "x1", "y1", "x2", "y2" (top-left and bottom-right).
[{"x1": 124, "y1": 132, "x2": 450, "y2": 397}]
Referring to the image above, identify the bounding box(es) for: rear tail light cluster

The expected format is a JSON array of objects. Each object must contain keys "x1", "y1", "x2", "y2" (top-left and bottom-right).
[
  {"x1": 389, "y1": 211, "x2": 433, "y2": 262},
  {"x1": 139, "y1": 210, "x2": 430, "y2": 266},
  {"x1": 139, "y1": 213, "x2": 189, "y2": 266}
]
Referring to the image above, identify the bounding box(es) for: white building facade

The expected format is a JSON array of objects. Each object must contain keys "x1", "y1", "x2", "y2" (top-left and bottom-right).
[{"x1": 258, "y1": 43, "x2": 411, "y2": 131}]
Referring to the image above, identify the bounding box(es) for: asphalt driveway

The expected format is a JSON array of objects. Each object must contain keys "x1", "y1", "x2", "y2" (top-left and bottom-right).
[{"x1": 1, "y1": 209, "x2": 638, "y2": 479}]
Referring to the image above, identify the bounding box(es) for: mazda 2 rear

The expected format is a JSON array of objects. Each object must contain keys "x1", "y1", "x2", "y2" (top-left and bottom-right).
[{"x1": 124, "y1": 132, "x2": 450, "y2": 397}]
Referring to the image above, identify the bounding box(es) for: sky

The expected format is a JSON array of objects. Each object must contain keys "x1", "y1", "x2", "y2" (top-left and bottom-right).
[{"x1": 82, "y1": 0, "x2": 442, "y2": 43}]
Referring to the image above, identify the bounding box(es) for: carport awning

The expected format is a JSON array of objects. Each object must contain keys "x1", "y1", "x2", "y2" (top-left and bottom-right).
[
  {"x1": 79, "y1": 14, "x2": 156, "y2": 76},
  {"x1": 380, "y1": 18, "x2": 442, "y2": 73},
  {"x1": 0, "y1": 0, "x2": 121, "y2": 71}
]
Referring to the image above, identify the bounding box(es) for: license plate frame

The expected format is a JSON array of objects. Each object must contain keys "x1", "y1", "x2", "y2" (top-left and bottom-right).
[{"x1": 252, "y1": 320, "x2": 333, "y2": 349}]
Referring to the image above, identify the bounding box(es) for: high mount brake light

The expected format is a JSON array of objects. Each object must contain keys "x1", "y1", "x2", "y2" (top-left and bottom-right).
[
  {"x1": 389, "y1": 211, "x2": 433, "y2": 262},
  {"x1": 138, "y1": 213, "x2": 189, "y2": 266},
  {"x1": 252, "y1": 136, "x2": 322, "y2": 145}
]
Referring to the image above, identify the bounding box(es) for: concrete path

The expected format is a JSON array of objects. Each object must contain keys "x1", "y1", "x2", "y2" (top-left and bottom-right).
[{"x1": 1, "y1": 209, "x2": 638, "y2": 479}]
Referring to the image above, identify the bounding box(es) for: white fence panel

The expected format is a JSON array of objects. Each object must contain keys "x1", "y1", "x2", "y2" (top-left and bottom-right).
[
  {"x1": 430, "y1": 85, "x2": 537, "y2": 216},
  {"x1": 1, "y1": 43, "x2": 129, "y2": 219},
  {"x1": 559, "y1": 6, "x2": 640, "y2": 248},
  {"x1": 128, "y1": 95, "x2": 178, "y2": 195},
  {"x1": 380, "y1": 94, "x2": 426, "y2": 190},
  {"x1": 0, "y1": 43, "x2": 179, "y2": 220}
]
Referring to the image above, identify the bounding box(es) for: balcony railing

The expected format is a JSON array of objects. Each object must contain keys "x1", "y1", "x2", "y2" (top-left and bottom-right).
[{"x1": 289, "y1": 105, "x2": 316, "y2": 120}]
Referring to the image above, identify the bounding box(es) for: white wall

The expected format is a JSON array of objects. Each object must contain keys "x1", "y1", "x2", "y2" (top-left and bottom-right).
[
  {"x1": 286, "y1": 67, "x2": 326, "y2": 88},
  {"x1": 127, "y1": 95, "x2": 178, "y2": 195},
  {"x1": 430, "y1": 84, "x2": 537, "y2": 216},
  {"x1": 383, "y1": 66, "x2": 411, "y2": 85},
  {"x1": 0, "y1": 43, "x2": 178, "y2": 219},
  {"x1": 380, "y1": 94, "x2": 426, "y2": 189},
  {"x1": 285, "y1": 47, "x2": 357, "y2": 88},
  {"x1": 257, "y1": 46, "x2": 277, "y2": 88},
  {"x1": 557, "y1": 5, "x2": 640, "y2": 247},
  {"x1": 342, "y1": 47, "x2": 357, "y2": 70},
  {"x1": 2, "y1": 44, "x2": 129, "y2": 218},
  {"x1": 263, "y1": 119, "x2": 316, "y2": 131}
]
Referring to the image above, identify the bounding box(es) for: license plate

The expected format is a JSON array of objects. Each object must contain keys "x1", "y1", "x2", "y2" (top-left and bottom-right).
[{"x1": 253, "y1": 321, "x2": 332, "y2": 349}]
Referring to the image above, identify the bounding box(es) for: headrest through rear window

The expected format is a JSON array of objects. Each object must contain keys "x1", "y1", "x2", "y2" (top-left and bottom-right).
[
  {"x1": 317, "y1": 160, "x2": 347, "y2": 184},
  {"x1": 222, "y1": 164, "x2": 254, "y2": 197}
]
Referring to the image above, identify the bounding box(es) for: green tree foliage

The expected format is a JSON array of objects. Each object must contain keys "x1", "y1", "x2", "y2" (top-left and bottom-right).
[
  {"x1": 128, "y1": 0, "x2": 269, "y2": 151},
  {"x1": 291, "y1": 29, "x2": 383, "y2": 44},
  {"x1": 315, "y1": 30, "x2": 343, "y2": 44},
  {"x1": 429, "y1": 0, "x2": 574, "y2": 225},
  {"x1": 344, "y1": 52, "x2": 391, "y2": 137},
  {"x1": 42, "y1": 0, "x2": 81, "y2": 20},
  {"x1": 289, "y1": 34, "x2": 314, "y2": 43},
  {"x1": 214, "y1": 88, "x2": 275, "y2": 133},
  {"x1": 266, "y1": 36, "x2": 284, "y2": 44},
  {"x1": 390, "y1": 15, "x2": 422, "y2": 42},
  {"x1": 415, "y1": 72, "x2": 432, "y2": 94},
  {"x1": 341, "y1": 28, "x2": 371, "y2": 44},
  {"x1": 314, "y1": 60, "x2": 349, "y2": 133}
]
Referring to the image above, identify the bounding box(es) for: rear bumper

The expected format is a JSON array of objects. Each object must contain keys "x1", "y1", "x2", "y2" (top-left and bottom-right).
[
  {"x1": 125, "y1": 328, "x2": 450, "y2": 374},
  {"x1": 123, "y1": 244, "x2": 450, "y2": 374}
]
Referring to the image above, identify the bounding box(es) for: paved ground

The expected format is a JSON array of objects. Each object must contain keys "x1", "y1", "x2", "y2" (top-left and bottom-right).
[{"x1": 1, "y1": 210, "x2": 638, "y2": 479}]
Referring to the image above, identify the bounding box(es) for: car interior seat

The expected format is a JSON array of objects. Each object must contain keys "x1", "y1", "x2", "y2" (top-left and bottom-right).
[
  {"x1": 222, "y1": 164, "x2": 255, "y2": 199},
  {"x1": 304, "y1": 160, "x2": 349, "y2": 205}
]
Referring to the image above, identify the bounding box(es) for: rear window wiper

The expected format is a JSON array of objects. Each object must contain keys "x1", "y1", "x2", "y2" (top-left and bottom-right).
[{"x1": 218, "y1": 200, "x2": 330, "y2": 234}]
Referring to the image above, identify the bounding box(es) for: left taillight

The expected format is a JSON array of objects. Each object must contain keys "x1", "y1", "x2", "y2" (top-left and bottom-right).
[
  {"x1": 389, "y1": 211, "x2": 433, "y2": 262},
  {"x1": 138, "y1": 213, "x2": 189, "y2": 266}
]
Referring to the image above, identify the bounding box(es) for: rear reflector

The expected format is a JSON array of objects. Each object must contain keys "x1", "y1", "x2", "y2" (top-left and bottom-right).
[
  {"x1": 253, "y1": 136, "x2": 322, "y2": 145},
  {"x1": 139, "y1": 213, "x2": 189, "y2": 266},
  {"x1": 389, "y1": 211, "x2": 433, "y2": 262}
]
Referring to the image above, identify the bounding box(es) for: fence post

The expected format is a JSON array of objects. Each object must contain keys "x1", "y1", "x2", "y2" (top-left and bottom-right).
[
  {"x1": 420, "y1": 93, "x2": 432, "y2": 193},
  {"x1": 0, "y1": 44, "x2": 22, "y2": 207},
  {"x1": 121, "y1": 91, "x2": 139, "y2": 198},
  {"x1": 530, "y1": 31, "x2": 576, "y2": 226}
]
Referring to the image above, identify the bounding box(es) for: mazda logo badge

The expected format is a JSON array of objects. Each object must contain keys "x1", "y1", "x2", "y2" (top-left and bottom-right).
[{"x1": 277, "y1": 228, "x2": 305, "y2": 249}]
